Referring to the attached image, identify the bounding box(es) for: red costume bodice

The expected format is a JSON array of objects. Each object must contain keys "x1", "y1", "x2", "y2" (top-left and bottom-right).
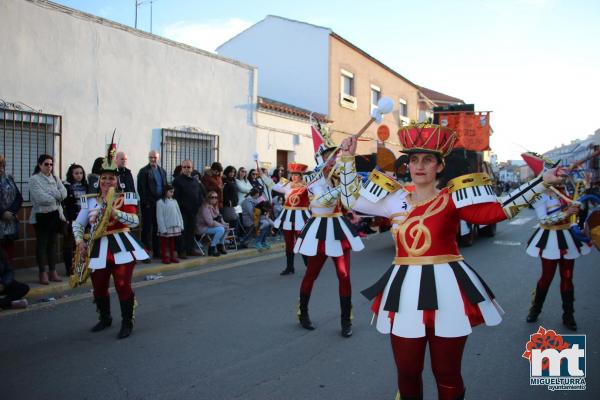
[
  {"x1": 284, "y1": 185, "x2": 310, "y2": 209},
  {"x1": 394, "y1": 189, "x2": 506, "y2": 258}
]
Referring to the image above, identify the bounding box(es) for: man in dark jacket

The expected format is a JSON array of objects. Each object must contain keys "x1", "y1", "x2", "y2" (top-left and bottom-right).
[
  {"x1": 173, "y1": 159, "x2": 206, "y2": 257},
  {"x1": 116, "y1": 151, "x2": 136, "y2": 193},
  {"x1": 137, "y1": 150, "x2": 167, "y2": 259}
]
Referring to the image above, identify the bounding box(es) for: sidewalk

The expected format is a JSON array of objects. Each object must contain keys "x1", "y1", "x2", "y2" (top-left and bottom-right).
[{"x1": 17, "y1": 242, "x2": 285, "y2": 300}]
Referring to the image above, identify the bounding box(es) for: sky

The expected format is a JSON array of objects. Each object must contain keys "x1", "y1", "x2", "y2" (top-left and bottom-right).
[{"x1": 51, "y1": 0, "x2": 600, "y2": 161}]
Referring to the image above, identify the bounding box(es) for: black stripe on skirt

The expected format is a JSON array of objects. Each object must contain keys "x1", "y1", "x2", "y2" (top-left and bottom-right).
[
  {"x1": 449, "y1": 262, "x2": 485, "y2": 304},
  {"x1": 298, "y1": 217, "x2": 316, "y2": 239},
  {"x1": 417, "y1": 265, "x2": 438, "y2": 310},
  {"x1": 461, "y1": 260, "x2": 496, "y2": 299},
  {"x1": 556, "y1": 230, "x2": 568, "y2": 250},
  {"x1": 332, "y1": 217, "x2": 345, "y2": 241},
  {"x1": 536, "y1": 229, "x2": 550, "y2": 249},
  {"x1": 341, "y1": 215, "x2": 358, "y2": 237},
  {"x1": 106, "y1": 235, "x2": 122, "y2": 254},
  {"x1": 361, "y1": 265, "x2": 394, "y2": 300},
  {"x1": 90, "y1": 238, "x2": 101, "y2": 258},
  {"x1": 383, "y1": 265, "x2": 408, "y2": 313},
  {"x1": 527, "y1": 228, "x2": 540, "y2": 246},
  {"x1": 315, "y1": 218, "x2": 328, "y2": 241},
  {"x1": 119, "y1": 232, "x2": 135, "y2": 251}
]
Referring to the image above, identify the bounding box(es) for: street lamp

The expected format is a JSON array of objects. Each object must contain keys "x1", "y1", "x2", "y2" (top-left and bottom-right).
[{"x1": 135, "y1": 0, "x2": 159, "y2": 33}]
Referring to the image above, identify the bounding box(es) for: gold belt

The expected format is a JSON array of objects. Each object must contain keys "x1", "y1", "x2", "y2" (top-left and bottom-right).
[
  {"x1": 311, "y1": 212, "x2": 343, "y2": 218},
  {"x1": 285, "y1": 206, "x2": 309, "y2": 211},
  {"x1": 393, "y1": 254, "x2": 464, "y2": 265},
  {"x1": 540, "y1": 223, "x2": 571, "y2": 230},
  {"x1": 103, "y1": 228, "x2": 131, "y2": 236}
]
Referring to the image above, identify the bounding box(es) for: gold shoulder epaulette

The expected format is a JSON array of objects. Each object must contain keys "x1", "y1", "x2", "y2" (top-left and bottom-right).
[
  {"x1": 369, "y1": 170, "x2": 402, "y2": 193},
  {"x1": 447, "y1": 173, "x2": 493, "y2": 193}
]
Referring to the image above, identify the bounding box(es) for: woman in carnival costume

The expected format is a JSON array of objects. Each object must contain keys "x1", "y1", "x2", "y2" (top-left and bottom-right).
[
  {"x1": 272, "y1": 162, "x2": 311, "y2": 275},
  {"x1": 72, "y1": 139, "x2": 149, "y2": 339},
  {"x1": 336, "y1": 123, "x2": 567, "y2": 400},
  {"x1": 521, "y1": 153, "x2": 591, "y2": 331},
  {"x1": 293, "y1": 122, "x2": 364, "y2": 338}
]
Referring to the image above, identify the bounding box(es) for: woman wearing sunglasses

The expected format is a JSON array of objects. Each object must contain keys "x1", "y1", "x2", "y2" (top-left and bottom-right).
[{"x1": 29, "y1": 154, "x2": 67, "y2": 285}]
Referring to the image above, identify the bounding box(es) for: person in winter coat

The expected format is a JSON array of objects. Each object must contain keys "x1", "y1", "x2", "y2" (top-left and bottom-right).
[
  {"x1": 29, "y1": 154, "x2": 67, "y2": 284},
  {"x1": 173, "y1": 159, "x2": 206, "y2": 258},
  {"x1": 201, "y1": 162, "x2": 224, "y2": 208},
  {"x1": 0, "y1": 155, "x2": 23, "y2": 261},
  {"x1": 222, "y1": 165, "x2": 240, "y2": 225},
  {"x1": 235, "y1": 167, "x2": 253, "y2": 207},
  {"x1": 156, "y1": 184, "x2": 184, "y2": 264},
  {"x1": 196, "y1": 191, "x2": 228, "y2": 257}
]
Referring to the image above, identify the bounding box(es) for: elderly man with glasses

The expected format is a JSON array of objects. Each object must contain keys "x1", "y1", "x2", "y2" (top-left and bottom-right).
[
  {"x1": 173, "y1": 160, "x2": 207, "y2": 258},
  {"x1": 137, "y1": 150, "x2": 168, "y2": 260}
]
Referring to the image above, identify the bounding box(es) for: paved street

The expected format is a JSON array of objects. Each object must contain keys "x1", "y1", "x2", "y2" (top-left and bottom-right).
[{"x1": 1, "y1": 209, "x2": 599, "y2": 400}]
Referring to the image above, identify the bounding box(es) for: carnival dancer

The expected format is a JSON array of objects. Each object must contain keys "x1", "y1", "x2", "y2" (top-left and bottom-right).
[
  {"x1": 522, "y1": 154, "x2": 591, "y2": 331},
  {"x1": 337, "y1": 123, "x2": 567, "y2": 400},
  {"x1": 293, "y1": 122, "x2": 364, "y2": 338},
  {"x1": 72, "y1": 139, "x2": 149, "y2": 339},
  {"x1": 272, "y1": 162, "x2": 311, "y2": 275}
]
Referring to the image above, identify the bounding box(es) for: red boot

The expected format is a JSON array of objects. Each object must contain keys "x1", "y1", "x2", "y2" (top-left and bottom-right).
[
  {"x1": 169, "y1": 237, "x2": 179, "y2": 263},
  {"x1": 160, "y1": 237, "x2": 170, "y2": 264}
]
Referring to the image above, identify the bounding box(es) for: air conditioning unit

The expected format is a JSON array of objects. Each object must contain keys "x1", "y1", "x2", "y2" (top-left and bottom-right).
[
  {"x1": 340, "y1": 93, "x2": 357, "y2": 110},
  {"x1": 399, "y1": 115, "x2": 411, "y2": 126}
]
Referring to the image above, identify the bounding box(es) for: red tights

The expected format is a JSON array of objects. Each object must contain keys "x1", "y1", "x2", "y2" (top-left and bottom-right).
[
  {"x1": 537, "y1": 258, "x2": 574, "y2": 292},
  {"x1": 91, "y1": 262, "x2": 135, "y2": 300},
  {"x1": 283, "y1": 230, "x2": 300, "y2": 252},
  {"x1": 300, "y1": 245, "x2": 351, "y2": 297},
  {"x1": 390, "y1": 328, "x2": 467, "y2": 400}
]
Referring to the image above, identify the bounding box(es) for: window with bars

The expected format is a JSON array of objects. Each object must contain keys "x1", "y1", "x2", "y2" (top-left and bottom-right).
[
  {"x1": 0, "y1": 107, "x2": 62, "y2": 201},
  {"x1": 161, "y1": 128, "x2": 219, "y2": 181}
]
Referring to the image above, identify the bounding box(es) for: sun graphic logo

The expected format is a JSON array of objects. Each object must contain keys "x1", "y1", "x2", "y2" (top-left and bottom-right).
[{"x1": 522, "y1": 326, "x2": 586, "y2": 391}]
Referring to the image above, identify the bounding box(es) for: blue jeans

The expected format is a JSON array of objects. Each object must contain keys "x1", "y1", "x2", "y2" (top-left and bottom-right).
[
  {"x1": 204, "y1": 226, "x2": 226, "y2": 246},
  {"x1": 256, "y1": 221, "x2": 272, "y2": 244}
]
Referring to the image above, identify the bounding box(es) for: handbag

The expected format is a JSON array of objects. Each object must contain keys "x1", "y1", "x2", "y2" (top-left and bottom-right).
[{"x1": 222, "y1": 206, "x2": 238, "y2": 223}]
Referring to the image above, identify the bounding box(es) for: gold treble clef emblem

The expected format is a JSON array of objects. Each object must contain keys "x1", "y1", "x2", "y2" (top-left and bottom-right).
[{"x1": 397, "y1": 193, "x2": 449, "y2": 256}]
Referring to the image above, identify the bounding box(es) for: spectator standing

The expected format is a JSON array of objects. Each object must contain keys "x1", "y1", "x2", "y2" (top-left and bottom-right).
[
  {"x1": 0, "y1": 155, "x2": 23, "y2": 260},
  {"x1": 62, "y1": 163, "x2": 89, "y2": 275},
  {"x1": 201, "y1": 162, "x2": 224, "y2": 208},
  {"x1": 137, "y1": 150, "x2": 167, "y2": 259},
  {"x1": 248, "y1": 169, "x2": 264, "y2": 197},
  {"x1": 173, "y1": 159, "x2": 206, "y2": 258},
  {"x1": 258, "y1": 165, "x2": 275, "y2": 204},
  {"x1": 222, "y1": 165, "x2": 239, "y2": 224},
  {"x1": 156, "y1": 184, "x2": 184, "y2": 264},
  {"x1": 196, "y1": 191, "x2": 228, "y2": 257},
  {"x1": 116, "y1": 151, "x2": 136, "y2": 193},
  {"x1": 87, "y1": 157, "x2": 103, "y2": 194},
  {"x1": 235, "y1": 167, "x2": 252, "y2": 206},
  {"x1": 0, "y1": 249, "x2": 29, "y2": 310},
  {"x1": 29, "y1": 154, "x2": 67, "y2": 284},
  {"x1": 271, "y1": 168, "x2": 282, "y2": 184}
]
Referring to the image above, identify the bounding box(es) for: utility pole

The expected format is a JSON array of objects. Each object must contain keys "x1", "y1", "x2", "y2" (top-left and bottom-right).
[{"x1": 134, "y1": 0, "x2": 138, "y2": 29}]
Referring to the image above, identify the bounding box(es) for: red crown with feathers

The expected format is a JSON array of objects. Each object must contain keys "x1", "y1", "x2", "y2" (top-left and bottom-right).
[
  {"x1": 288, "y1": 163, "x2": 308, "y2": 174},
  {"x1": 398, "y1": 123, "x2": 457, "y2": 157}
]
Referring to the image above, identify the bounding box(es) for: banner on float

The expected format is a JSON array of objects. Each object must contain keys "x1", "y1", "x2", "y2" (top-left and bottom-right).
[{"x1": 438, "y1": 111, "x2": 491, "y2": 152}]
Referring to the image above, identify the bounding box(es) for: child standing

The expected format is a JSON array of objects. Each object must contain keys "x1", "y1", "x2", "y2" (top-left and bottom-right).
[
  {"x1": 156, "y1": 184, "x2": 184, "y2": 264},
  {"x1": 255, "y1": 201, "x2": 274, "y2": 250}
]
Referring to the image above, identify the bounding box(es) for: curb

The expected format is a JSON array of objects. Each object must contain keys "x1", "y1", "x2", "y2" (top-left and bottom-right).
[{"x1": 26, "y1": 242, "x2": 286, "y2": 300}]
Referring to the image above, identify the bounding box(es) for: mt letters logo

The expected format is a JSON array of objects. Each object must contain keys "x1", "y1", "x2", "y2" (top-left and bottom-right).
[{"x1": 522, "y1": 326, "x2": 586, "y2": 391}]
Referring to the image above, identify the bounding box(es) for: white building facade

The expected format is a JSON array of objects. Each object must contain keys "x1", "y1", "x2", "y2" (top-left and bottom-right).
[{"x1": 0, "y1": 0, "x2": 258, "y2": 201}]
